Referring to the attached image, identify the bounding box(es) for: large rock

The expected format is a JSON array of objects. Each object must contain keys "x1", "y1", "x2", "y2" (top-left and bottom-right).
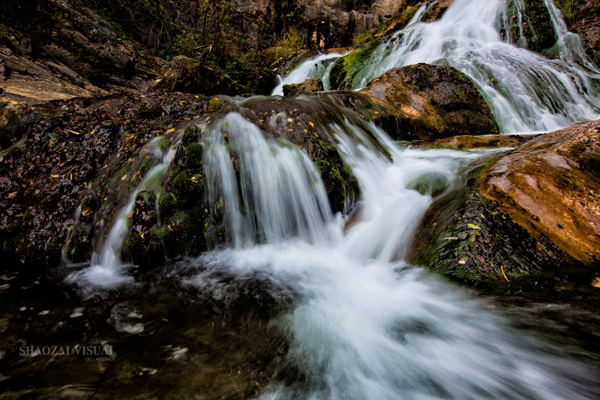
[
  {"x1": 480, "y1": 119, "x2": 600, "y2": 265},
  {"x1": 408, "y1": 154, "x2": 578, "y2": 283},
  {"x1": 360, "y1": 63, "x2": 499, "y2": 140}
]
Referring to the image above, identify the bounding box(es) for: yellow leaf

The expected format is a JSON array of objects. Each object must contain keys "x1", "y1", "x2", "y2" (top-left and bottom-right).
[
  {"x1": 467, "y1": 223, "x2": 481, "y2": 230},
  {"x1": 308, "y1": 122, "x2": 315, "y2": 128},
  {"x1": 81, "y1": 207, "x2": 94, "y2": 217},
  {"x1": 501, "y1": 265, "x2": 510, "y2": 282},
  {"x1": 121, "y1": 174, "x2": 128, "y2": 181},
  {"x1": 51, "y1": 174, "x2": 60, "y2": 178},
  {"x1": 592, "y1": 277, "x2": 600, "y2": 288}
]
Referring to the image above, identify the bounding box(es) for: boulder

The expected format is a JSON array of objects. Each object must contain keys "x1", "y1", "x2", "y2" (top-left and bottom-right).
[
  {"x1": 408, "y1": 154, "x2": 578, "y2": 283},
  {"x1": 480, "y1": 119, "x2": 600, "y2": 265},
  {"x1": 360, "y1": 63, "x2": 499, "y2": 141},
  {"x1": 283, "y1": 78, "x2": 324, "y2": 96}
]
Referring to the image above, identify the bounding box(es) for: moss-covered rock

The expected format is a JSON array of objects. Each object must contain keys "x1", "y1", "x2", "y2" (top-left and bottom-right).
[{"x1": 329, "y1": 39, "x2": 383, "y2": 90}]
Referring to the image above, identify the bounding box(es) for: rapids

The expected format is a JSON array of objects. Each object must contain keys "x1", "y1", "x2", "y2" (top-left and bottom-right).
[{"x1": 65, "y1": 0, "x2": 600, "y2": 398}]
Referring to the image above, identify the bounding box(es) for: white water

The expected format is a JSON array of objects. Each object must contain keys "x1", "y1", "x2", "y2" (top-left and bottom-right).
[
  {"x1": 272, "y1": 53, "x2": 344, "y2": 96},
  {"x1": 334, "y1": 0, "x2": 600, "y2": 133},
  {"x1": 203, "y1": 113, "x2": 333, "y2": 247},
  {"x1": 67, "y1": 138, "x2": 177, "y2": 288},
  {"x1": 65, "y1": 0, "x2": 600, "y2": 396},
  {"x1": 189, "y1": 116, "x2": 598, "y2": 399}
]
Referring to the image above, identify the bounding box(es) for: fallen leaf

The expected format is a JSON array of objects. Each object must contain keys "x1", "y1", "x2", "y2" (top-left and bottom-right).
[
  {"x1": 592, "y1": 277, "x2": 600, "y2": 288},
  {"x1": 81, "y1": 207, "x2": 94, "y2": 217},
  {"x1": 501, "y1": 265, "x2": 510, "y2": 282},
  {"x1": 467, "y1": 223, "x2": 481, "y2": 230},
  {"x1": 308, "y1": 122, "x2": 315, "y2": 128}
]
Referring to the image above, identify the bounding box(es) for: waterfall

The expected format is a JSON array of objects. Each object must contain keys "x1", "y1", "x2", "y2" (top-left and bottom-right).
[
  {"x1": 188, "y1": 119, "x2": 597, "y2": 399},
  {"x1": 67, "y1": 138, "x2": 177, "y2": 288},
  {"x1": 272, "y1": 53, "x2": 345, "y2": 96},
  {"x1": 62, "y1": 1, "x2": 600, "y2": 396},
  {"x1": 335, "y1": 0, "x2": 600, "y2": 134},
  {"x1": 203, "y1": 112, "x2": 333, "y2": 247}
]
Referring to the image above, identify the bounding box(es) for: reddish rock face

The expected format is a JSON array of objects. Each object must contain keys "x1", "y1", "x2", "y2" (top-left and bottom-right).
[
  {"x1": 480, "y1": 119, "x2": 600, "y2": 265},
  {"x1": 423, "y1": 134, "x2": 535, "y2": 150},
  {"x1": 361, "y1": 63, "x2": 499, "y2": 140}
]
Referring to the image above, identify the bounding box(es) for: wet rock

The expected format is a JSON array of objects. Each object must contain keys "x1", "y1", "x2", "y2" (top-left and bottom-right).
[
  {"x1": 480, "y1": 119, "x2": 600, "y2": 265},
  {"x1": 420, "y1": 134, "x2": 536, "y2": 150},
  {"x1": 283, "y1": 78, "x2": 324, "y2": 96},
  {"x1": 500, "y1": 0, "x2": 558, "y2": 52},
  {"x1": 360, "y1": 64, "x2": 499, "y2": 140},
  {"x1": 409, "y1": 155, "x2": 579, "y2": 283},
  {"x1": 1, "y1": 93, "x2": 209, "y2": 272},
  {"x1": 555, "y1": 0, "x2": 600, "y2": 66},
  {"x1": 329, "y1": 39, "x2": 383, "y2": 90}
]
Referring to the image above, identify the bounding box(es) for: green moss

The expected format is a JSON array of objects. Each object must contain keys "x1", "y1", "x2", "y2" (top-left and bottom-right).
[
  {"x1": 182, "y1": 125, "x2": 198, "y2": 145},
  {"x1": 184, "y1": 143, "x2": 204, "y2": 170},
  {"x1": 158, "y1": 192, "x2": 177, "y2": 218},
  {"x1": 329, "y1": 39, "x2": 382, "y2": 90}
]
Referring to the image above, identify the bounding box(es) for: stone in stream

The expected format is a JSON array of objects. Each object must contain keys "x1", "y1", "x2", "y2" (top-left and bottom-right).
[
  {"x1": 480, "y1": 119, "x2": 600, "y2": 265},
  {"x1": 420, "y1": 134, "x2": 536, "y2": 150},
  {"x1": 409, "y1": 120, "x2": 600, "y2": 283},
  {"x1": 360, "y1": 64, "x2": 499, "y2": 141}
]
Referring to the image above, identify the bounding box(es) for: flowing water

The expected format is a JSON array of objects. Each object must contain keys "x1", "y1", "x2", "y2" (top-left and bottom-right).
[
  {"x1": 58, "y1": 0, "x2": 600, "y2": 398},
  {"x1": 272, "y1": 53, "x2": 345, "y2": 95},
  {"x1": 285, "y1": 0, "x2": 600, "y2": 133},
  {"x1": 67, "y1": 138, "x2": 177, "y2": 288}
]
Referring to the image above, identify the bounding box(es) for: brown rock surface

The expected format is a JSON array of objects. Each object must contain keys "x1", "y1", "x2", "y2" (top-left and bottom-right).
[
  {"x1": 425, "y1": 134, "x2": 536, "y2": 150},
  {"x1": 361, "y1": 63, "x2": 499, "y2": 140},
  {"x1": 480, "y1": 119, "x2": 600, "y2": 265}
]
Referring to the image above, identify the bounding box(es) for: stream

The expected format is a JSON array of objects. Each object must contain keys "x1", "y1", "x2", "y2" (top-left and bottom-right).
[{"x1": 1, "y1": 0, "x2": 600, "y2": 398}]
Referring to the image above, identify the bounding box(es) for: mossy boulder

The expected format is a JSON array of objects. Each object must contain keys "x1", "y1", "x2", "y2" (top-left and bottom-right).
[{"x1": 121, "y1": 124, "x2": 211, "y2": 271}]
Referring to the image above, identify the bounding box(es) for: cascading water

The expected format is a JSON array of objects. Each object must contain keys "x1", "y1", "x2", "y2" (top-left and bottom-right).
[
  {"x1": 189, "y1": 117, "x2": 598, "y2": 399},
  {"x1": 272, "y1": 53, "x2": 344, "y2": 95},
  {"x1": 62, "y1": 1, "x2": 600, "y2": 397},
  {"x1": 336, "y1": 0, "x2": 600, "y2": 133},
  {"x1": 202, "y1": 112, "x2": 333, "y2": 247},
  {"x1": 67, "y1": 138, "x2": 177, "y2": 288}
]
